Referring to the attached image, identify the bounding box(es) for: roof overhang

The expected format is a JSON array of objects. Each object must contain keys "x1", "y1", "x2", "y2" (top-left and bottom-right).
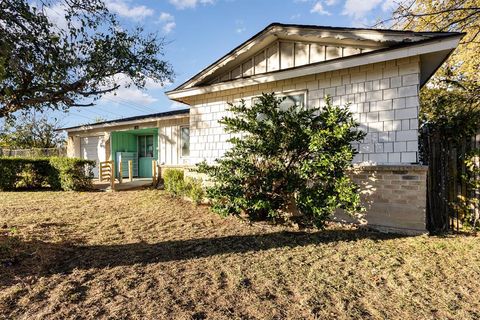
[
  {"x1": 166, "y1": 34, "x2": 463, "y2": 105},
  {"x1": 172, "y1": 23, "x2": 461, "y2": 92},
  {"x1": 60, "y1": 111, "x2": 189, "y2": 133}
]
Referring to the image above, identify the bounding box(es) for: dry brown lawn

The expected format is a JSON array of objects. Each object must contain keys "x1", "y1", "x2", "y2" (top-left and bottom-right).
[{"x1": 0, "y1": 189, "x2": 479, "y2": 320}]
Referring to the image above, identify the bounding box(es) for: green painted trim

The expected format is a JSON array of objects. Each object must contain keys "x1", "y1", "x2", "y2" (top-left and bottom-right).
[{"x1": 110, "y1": 128, "x2": 159, "y2": 178}]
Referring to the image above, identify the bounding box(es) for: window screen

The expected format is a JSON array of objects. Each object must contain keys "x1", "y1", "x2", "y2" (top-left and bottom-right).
[
  {"x1": 252, "y1": 92, "x2": 305, "y2": 110},
  {"x1": 181, "y1": 127, "x2": 190, "y2": 157},
  {"x1": 278, "y1": 93, "x2": 305, "y2": 110},
  {"x1": 138, "y1": 135, "x2": 154, "y2": 158}
]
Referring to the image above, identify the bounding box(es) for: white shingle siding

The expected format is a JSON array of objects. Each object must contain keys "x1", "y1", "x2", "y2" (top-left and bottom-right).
[{"x1": 189, "y1": 56, "x2": 421, "y2": 165}]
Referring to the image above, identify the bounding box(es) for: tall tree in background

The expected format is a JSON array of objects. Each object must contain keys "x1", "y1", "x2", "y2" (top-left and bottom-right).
[
  {"x1": 379, "y1": 0, "x2": 479, "y2": 86},
  {"x1": 0, "y1": 0, "x2": 173, "y2": 119},
  {"x1": 378, "y1": 0, "x2": 480, "y2": 128},
  {"x1": 0, "y1": 111, "x2": 65, "y2": 148}
]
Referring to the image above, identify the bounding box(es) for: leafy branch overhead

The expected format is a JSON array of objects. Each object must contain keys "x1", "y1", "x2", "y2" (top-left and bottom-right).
[
  {"x1": 378, "y1": 0, "x2": 480, "y2": 85},
  {"x1": 0, "y1": 0, "x2": 174, "y2": 118},
  {"x1": 197, "y1": 93, "x2": 366, "y2": 228}
]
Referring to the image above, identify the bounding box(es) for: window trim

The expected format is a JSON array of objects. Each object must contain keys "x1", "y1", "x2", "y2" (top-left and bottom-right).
[
  {"x1": 138, "y1": 134, "x2": 154, "y2": 158},
  {"x1": 180, "y1": 126, "x2": 190, "y2": 158},
  {"x1": 251, "y1": 89, "x2": 308, "y2": 109}
]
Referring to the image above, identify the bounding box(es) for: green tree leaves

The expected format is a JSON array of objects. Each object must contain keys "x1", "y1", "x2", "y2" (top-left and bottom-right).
[
  {"x1": 197, "y1": 93, "x2": 365, "y2": 227},
  {"x1": 0, "y1": 0, "x2": 173, "y2": 118}
]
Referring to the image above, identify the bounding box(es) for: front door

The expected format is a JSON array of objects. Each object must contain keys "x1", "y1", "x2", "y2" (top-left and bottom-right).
[{"x1": 138, "y1": 135, "x2": 154, "y2": 177}]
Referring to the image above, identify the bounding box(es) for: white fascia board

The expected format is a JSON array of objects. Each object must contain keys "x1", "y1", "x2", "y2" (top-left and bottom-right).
[
  {"x1": 64, "y1": 114, "x2": 189, "y2": 133},
  {"x1": 166, "y1": 36, "x2": 461, "y2": 101}
]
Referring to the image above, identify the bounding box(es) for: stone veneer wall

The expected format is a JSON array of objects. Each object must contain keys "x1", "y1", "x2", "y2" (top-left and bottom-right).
[
  {"x1": 334, "y1": 165, "x2": 428, "y2": 234},
  {"x1": 189, "y1": 56, "x2": 421, "y2": 165}
]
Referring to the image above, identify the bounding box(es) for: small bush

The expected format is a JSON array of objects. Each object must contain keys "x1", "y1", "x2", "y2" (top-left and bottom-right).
[
  {"x1": 0, "y1": 157, "x2": 95, "y2": 191},
  {"x1": 163, "y1": 169, "x2": 205, "y2": 204},
  {"x1": 184, "y1": 177, "x2": 205, "y2": 205},
  {"x1": 163, "y1": 169, "x2": 185, "y2": 196}
]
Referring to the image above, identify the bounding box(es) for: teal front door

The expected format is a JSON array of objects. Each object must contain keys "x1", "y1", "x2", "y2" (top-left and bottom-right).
[{"x1": 138, "y1": 135, "x2": 154, "y2": 177}]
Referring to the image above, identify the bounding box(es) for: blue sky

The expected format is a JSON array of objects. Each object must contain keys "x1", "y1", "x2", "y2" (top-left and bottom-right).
[{"x1": 58, "y1": 0, "x2": 397, "y2": 127}]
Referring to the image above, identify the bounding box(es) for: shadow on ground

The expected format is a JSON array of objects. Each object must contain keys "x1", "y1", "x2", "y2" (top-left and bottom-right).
[{"x1": 1, "y1": 229, "x2": 405, "y2": 286}]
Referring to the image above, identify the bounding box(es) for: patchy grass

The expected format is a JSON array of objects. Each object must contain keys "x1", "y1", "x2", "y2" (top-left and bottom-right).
[{"x1": 0, "y1": 190, "x2": 479, "y2": 320}]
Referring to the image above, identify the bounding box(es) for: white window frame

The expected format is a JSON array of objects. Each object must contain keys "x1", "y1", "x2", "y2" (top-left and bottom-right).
[
  {"x1": 180, "y1": 126, "x2": 190, "y2": 158},
  {"x1": 251, "y1": 89, "x2": 308, "y2": 109}
]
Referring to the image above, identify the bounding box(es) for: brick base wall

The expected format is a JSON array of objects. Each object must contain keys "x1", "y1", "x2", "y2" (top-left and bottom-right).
[
  {"x1": 334, "y1": 164, "x2": 427, "y2": 235},
  {"x1": 174, "y1": 164, "x2": 428, "y2": 235}
]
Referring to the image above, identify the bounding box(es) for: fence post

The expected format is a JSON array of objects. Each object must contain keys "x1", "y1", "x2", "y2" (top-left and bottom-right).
[
  {"x1": 110, "y1": 161, "x2": 115, "y2": 191},
  {"x1": 152, "y1": 160, "x2": 157, "y2": 185},
  {"x1": 118, "y1": 161, "x2": 123, "y2": 184},
  {"x1": 128, "y1": 160, "x2": 133, "y2": 182}
]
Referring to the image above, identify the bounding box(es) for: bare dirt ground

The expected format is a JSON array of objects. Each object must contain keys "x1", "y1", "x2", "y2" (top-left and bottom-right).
[{"x1": 1, "y1": 190, "x2": 479, "y2": 320}]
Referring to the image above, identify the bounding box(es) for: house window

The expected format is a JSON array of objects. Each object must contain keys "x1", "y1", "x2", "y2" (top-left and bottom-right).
[
  {"x1": 252, "y1": 91, "x2": 306, "y2": 110},
  {"x1": 138, "y1": 135, "x2": 154, "y2": 158},
  {"x1": 278, "y1": 91, "x2": 306, "y2": 110},
  {"x1": 181, "y1": 126, "x2": 190, "y2": 157}
]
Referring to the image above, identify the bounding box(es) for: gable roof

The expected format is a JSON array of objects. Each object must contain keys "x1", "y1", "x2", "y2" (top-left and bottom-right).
[
  {"x1": 59, "y1": 109, "x2": 189, "y2": 132},
  {"x1": 166, "y1": 23, "x2": 463, "y2": 103}
]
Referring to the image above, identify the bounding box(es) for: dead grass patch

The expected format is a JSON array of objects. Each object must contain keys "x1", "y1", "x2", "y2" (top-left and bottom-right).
[{"x1": 1, "y1": 190, "x2": 479, "y2": 319}]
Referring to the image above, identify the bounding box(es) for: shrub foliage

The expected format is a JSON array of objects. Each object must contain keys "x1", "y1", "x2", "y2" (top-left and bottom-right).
[
  {"x1": 0, "y1": 157, "x2": 95, "y2": 191},
  {"x1": 197, "y1": 93, "x2": 365, "y2": 227},
  {"x1": 163, "y1": 168, "x2": 205, "y2": 205}
]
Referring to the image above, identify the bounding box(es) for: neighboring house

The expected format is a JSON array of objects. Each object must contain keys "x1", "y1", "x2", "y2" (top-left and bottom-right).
[
  {"x1": 63, "y1": 109, "x2": 189, "y2": 178},
  {"x1": 64, "y1": 23, "x2": 463, "y2": 234}
]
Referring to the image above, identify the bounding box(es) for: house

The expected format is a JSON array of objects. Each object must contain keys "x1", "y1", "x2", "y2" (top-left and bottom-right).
[
  {"x1": 63, "y1": 109, "x2": 189, "y2": 178},
  {"x1": 64, "y1": 23, "x2": 463, "y2": 234}
]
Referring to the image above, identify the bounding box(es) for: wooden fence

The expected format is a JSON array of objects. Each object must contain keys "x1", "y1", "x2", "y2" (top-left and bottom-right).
[
  {"x1": 0, "y1": 147, "x2": 66, "y2": 158},
  {"x1": 421, "y1": 127, "x2": 480, "y2": 233}
]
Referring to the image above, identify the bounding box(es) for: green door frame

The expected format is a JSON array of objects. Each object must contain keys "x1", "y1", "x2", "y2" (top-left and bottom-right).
[{"x1": 110, "y1": 128, "x2": 158, "y2": 178}]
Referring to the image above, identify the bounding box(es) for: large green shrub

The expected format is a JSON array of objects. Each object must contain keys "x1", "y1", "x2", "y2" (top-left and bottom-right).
[
  {"x1": 0, "y1": 157, "x2": 95, "y2": 191},
  {"x1": 197, "y1": 93, "x2": 365, "y2": 227}
]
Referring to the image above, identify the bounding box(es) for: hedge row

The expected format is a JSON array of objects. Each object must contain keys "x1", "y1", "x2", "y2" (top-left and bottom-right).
[{"x1": 0, "y1": 157, "x2": 96, "y2": 191}]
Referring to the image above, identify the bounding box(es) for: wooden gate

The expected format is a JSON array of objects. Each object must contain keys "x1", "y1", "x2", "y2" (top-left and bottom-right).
[{"x1": 421, "y1": 127, "x2": 480, "y2": 233}]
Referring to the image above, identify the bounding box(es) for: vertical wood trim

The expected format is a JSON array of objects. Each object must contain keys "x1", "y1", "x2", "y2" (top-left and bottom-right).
[{"x1": 277, "y1": 41, "x2": 281, "y2": 70}]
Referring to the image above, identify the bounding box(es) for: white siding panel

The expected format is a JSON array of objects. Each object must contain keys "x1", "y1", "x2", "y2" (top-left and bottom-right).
[
  {"x1": 266, "y1": 44, "x2": 279, "y2": 72},
  {"x1": 242, "y1": 59, "x2": 253, "y2": 77},
  {"x1": 254, "y1": 51, "x2": 266, "y2": 74},
  {"x1": 295, "y1": 43, "x2": 309, "y2": 67},
  {"x1": 280, "y1": 42, "x2": 294, "y2": 69},
  {"x1": 310, "y1": 43, "x2": 325, "y2": 63},
  {"x1": 157, "y1": 118, "x2": 189, "y2": 165},
  {"x1": 80, "y1": 136, "x2": 105, "y2": 177},
  {"x1": 326, "y1": 46, "x2": 342, "y2": 60}
]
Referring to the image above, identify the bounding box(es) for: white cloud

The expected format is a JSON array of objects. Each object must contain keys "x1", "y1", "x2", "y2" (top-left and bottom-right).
[
  {"x1": 342, "y1": 0, "x2": 382, "y2": 20},
  {"x1": 159, "y1": 12, "x2": 174, "y2": 21},
  {"x1": 105, "y1": 0, "x2": 154, "y2": 21},
  {"x1": 42, "y1": 3, "x2": 71, "y2": 31},
  {"x1": 163, "y1": 22, "x2": 177, "y2": 34},
  {"x1": 105, "y1": 88, "x2": 158, "y2": 105},
  {"x1": 236, "y1": 27, "x2": 246, "y2": 34},
  {"x1": 158, "y1": 12, "x2": 176, "y2": 34},
  {"x1": 382, "y1": 0, "x2": 398, "y2": 12},
  {"x1": 170, "y1": 101, "x2": 189, "y2": 109},
  {"x1": 169, "y1": 0, "x2": 215, "y2": 10},
  {"x1": 325, "y1": 0, "x2": 337, "y2": 5},
  {"x1": 310, "y1": 2, "x2": 331, "y2": 15},
  {"x1": 290, "y1": 13, "x2": 302, "y2": 20},
  {"x1": 99, "y1": 74, "x2": 168, "y2": 106}
]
